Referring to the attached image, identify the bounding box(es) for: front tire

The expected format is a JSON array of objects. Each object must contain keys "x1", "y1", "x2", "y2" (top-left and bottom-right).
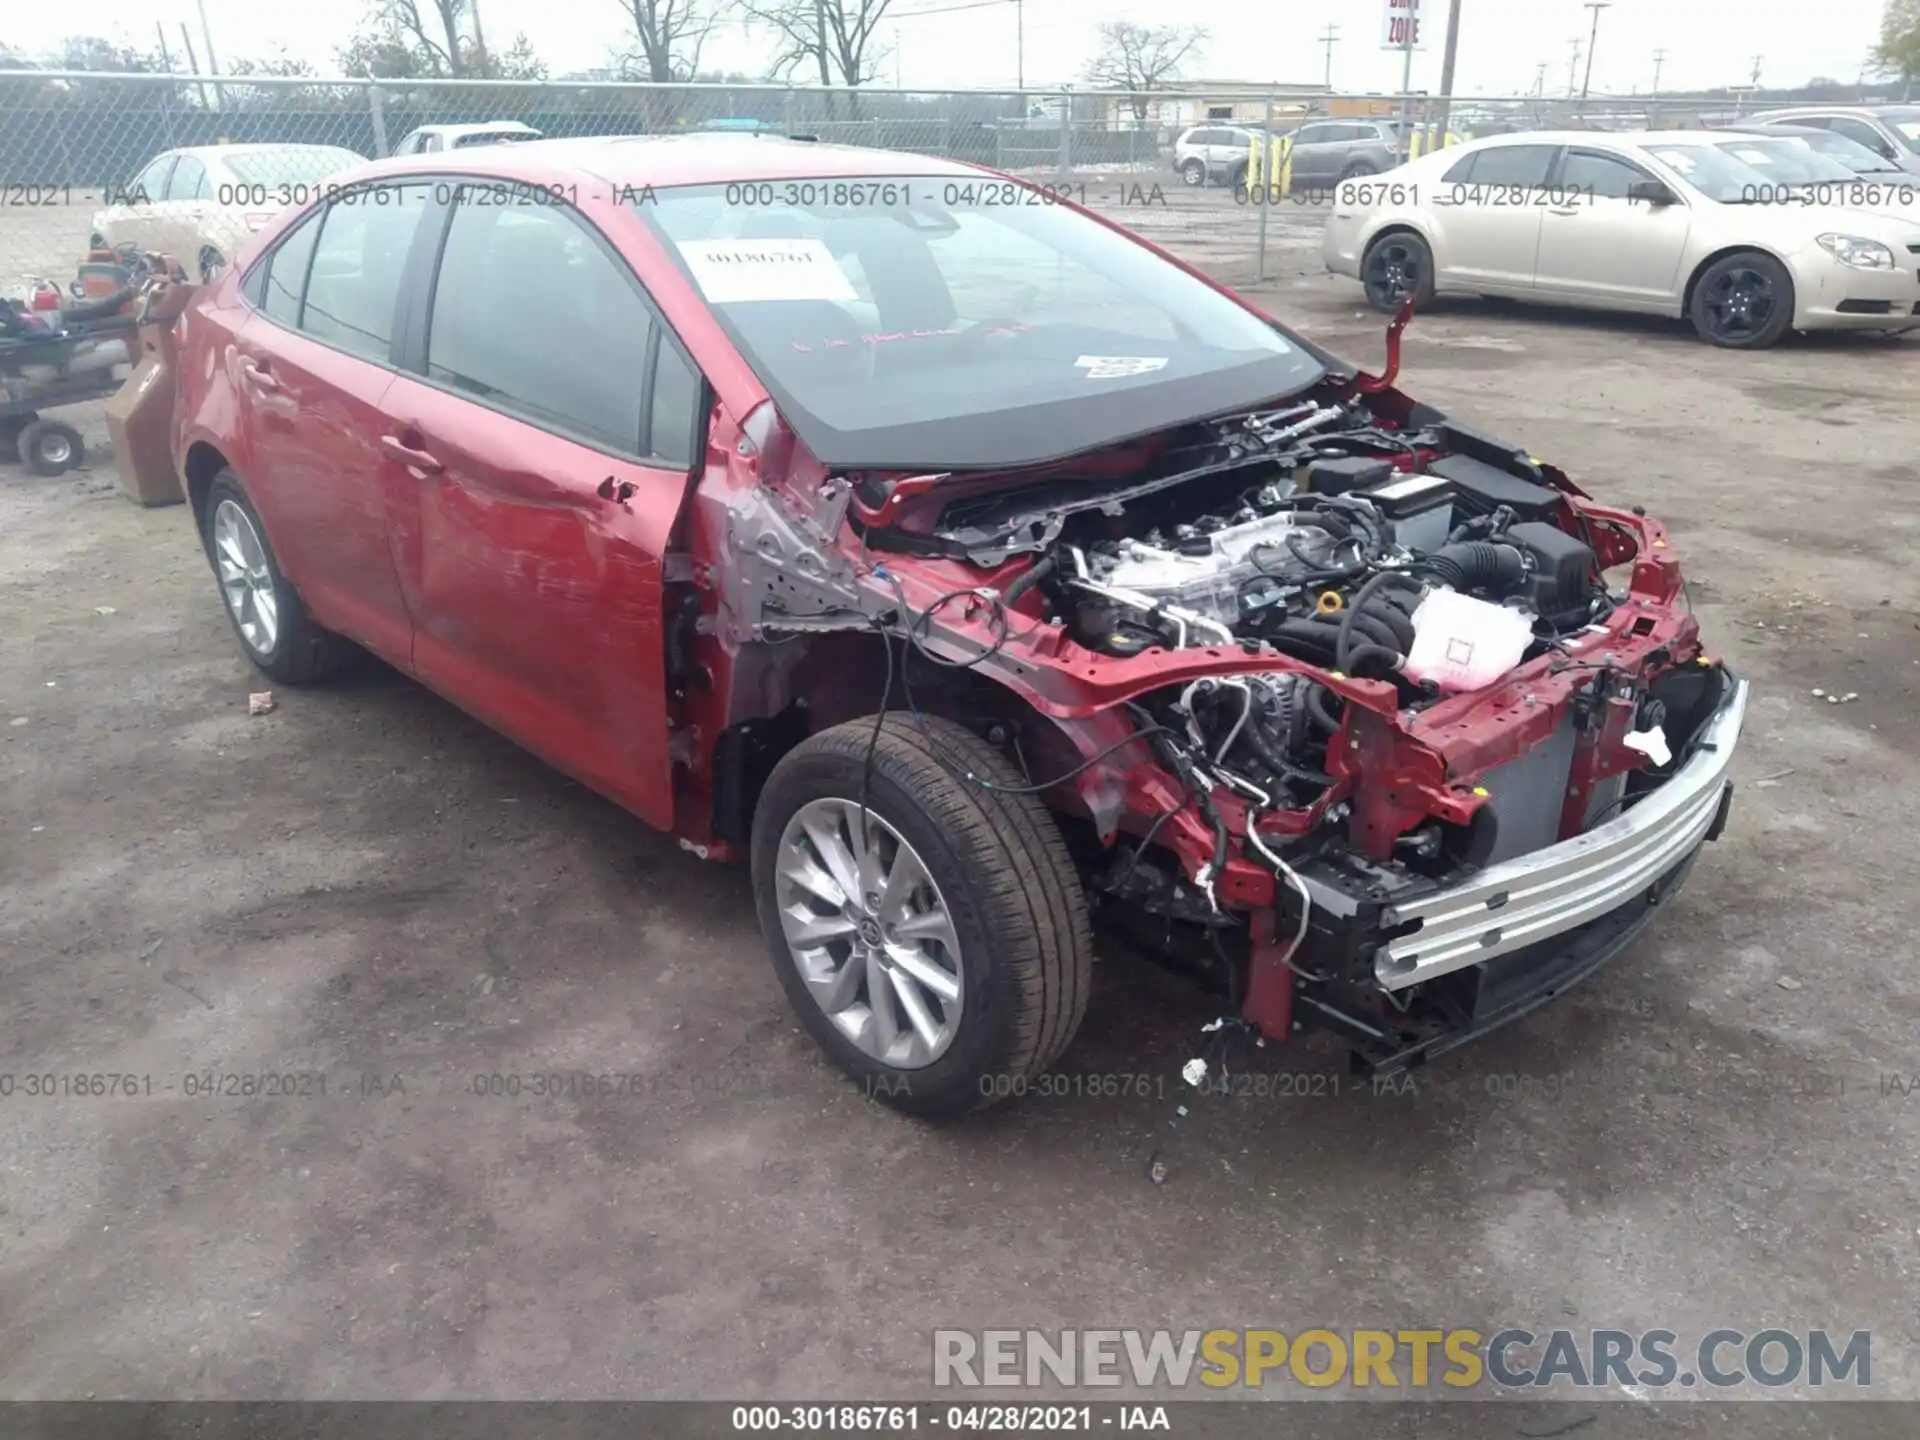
[
  {"x1": 202, "y1": 469, "x2": 357, "y2": 683},
  {"x1": 751, "y1": 715, "x2": 1093, "y2": 1119},
  {"x1": 1689, "y1": 250, "x2": 1794, "y2": 348},
  {"x1": 1362, "y1": 229, "x2": 1437, "y2": 312},
  {"x1": 1179, "y1": 158, "x2": 1206, "y2": 187}
]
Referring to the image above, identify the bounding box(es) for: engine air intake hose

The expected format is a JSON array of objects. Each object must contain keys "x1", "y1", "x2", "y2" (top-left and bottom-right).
[{"x1": 1420, "y1": 541, "x2": 1526, "y2": 595}]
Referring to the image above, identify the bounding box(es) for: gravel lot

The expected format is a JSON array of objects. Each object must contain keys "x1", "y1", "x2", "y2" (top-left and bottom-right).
[{"x1": 2, "y1": 183, "x2": 1918, "y2": 1429}]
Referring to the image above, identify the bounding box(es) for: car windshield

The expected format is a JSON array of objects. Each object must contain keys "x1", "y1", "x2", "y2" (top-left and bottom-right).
[
  {"x1": 638, "y1": 178, "x2": 1326, "y2": 470},
  {"x1": 1894, "y1": 114, "x2": 1920, "y2": 152},
  {"x1": 1710, "y1": 137, "x2": 1857, "y2": 184},
  {"x1": 223, "y1": 147, "x2": 363, "y2": 186},
  {"x1": 1639, "y1": 144, "x2": 1775, "y2": 203}
]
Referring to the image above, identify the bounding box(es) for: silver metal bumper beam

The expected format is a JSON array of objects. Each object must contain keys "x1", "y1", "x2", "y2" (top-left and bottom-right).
[{"x1": 1376, "y1": 679, "x2": 1749, "y2": 991}]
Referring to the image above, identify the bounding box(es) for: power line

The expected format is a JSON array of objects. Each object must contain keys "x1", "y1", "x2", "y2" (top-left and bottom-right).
[{"x1": 889, "y1": 0, "x2": 1014, "y2": 19}]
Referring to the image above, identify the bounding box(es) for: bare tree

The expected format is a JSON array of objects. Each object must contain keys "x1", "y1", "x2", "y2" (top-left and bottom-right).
[
  {"x1": 1084, "y1": 21, "x2": 1208, "y2": 124},
  {"x1": 615, "y1": 0, "x2": 730, "y2": 82},
  {"x1": 340, "y1": 0, "x2": 544, "y2": 79},
  {"x1": 741, "y1": 0, "x2": 896, "y2": 110}
]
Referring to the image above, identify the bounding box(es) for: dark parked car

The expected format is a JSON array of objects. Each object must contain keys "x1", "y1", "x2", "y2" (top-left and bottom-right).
[{"x1": 172, "y1": 136, "x2": 1746, "y2": 1117}]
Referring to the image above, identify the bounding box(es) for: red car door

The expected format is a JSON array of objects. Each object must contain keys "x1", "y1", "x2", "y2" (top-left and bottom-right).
[
  {"x1": 376, "y1": 195, "x2": 707, "y2": 831},
  {"x1": 230, "y1": 182, "x2": 434, "y2": 663}
]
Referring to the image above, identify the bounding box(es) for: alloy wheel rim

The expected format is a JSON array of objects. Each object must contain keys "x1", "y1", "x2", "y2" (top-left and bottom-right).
[
  {"x1": 38, "y1": 432, "x2": 73, "y2": 466},
  {"x1": 212, "y1": 499, "x2": 279, "y2": 654},
  {"x1": 774, "y1": 797, "x2": 964, "y2": 1070},
  {"x1": 1368, "y1": 243, "x2": 1418, "y2": 302},
  {"x1": 1705, "y1": 267, "x2": 1774, "y2": 338}
]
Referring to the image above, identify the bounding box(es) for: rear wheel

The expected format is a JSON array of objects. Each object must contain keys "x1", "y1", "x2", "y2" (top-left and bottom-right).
[
  {"x1": 751, "y1": 715, "x2": 1093, "y2": 1118},
  {"x1": 1362, "y1": 230, "x2": 1437, "y2": 312},
  {"x1": 1689, "y1": 250, "x2": 1794, "y2": 348},
  {"x1": 203, "y1": 469, "x2": 358, "y2": 683},
  {"x1": 1340, "y1": 161, "x2": 1378, "y2": 180},
  {"x1": 18, "y1": 418, "x2": 84, "y2": 476}
]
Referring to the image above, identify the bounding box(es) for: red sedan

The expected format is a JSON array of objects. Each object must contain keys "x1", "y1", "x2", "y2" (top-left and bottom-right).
[{"x1": 173, "y1": 136, "x2": 1746, "y2": 1117}]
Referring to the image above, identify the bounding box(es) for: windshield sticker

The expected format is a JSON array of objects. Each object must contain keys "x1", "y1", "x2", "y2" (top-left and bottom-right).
[
  {"x1": 1076, "y1": 355, "x2": 1170, "y2": 379},
  {"x1": 1651, "y1": 150, "x2": 1696, "y2": 173},
  {"x1": 677, "y1": 238, "x2": 859, "y2": 304},
  {"x1": 1732, "y1": 148, "x2": 1775, "y2": 165},
  {"x1": 1901, "y1": 122, "x2": 1920, "y2": 140}
]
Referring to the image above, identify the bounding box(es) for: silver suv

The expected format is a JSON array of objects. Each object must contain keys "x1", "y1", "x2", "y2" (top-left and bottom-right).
[
  {"x1": 1281, "y1": 119, "x2": 1408, "y2": 185},
  {"x1": 1172, "y1": 125, "x2": 1272, "y2": 187},
  {"x1": 1745, "y1": 106, "x2": 1920, "y2": 177}
]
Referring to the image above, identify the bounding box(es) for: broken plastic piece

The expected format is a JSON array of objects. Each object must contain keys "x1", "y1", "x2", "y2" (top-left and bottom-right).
[{"x1": 1181, "y1": 1058, "x2": 1208, "y2": 1087}]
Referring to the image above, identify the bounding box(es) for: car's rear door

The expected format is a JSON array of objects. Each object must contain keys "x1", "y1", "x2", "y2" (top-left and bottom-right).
[
  {"x1": 1429, "y1": 142, "x2": 1560, "y2": 291},
  {"x1": 228, "y1": 181, "x2": 434, "y2": 663},
  {"x1": 376, "y1": 187, "x2": 708, "y2": 830}
]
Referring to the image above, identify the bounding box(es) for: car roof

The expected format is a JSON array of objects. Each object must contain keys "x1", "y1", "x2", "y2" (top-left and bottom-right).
[
  {"x1": 409, "y1": 121, "x2": 543, "y2": 136},
  {"x1": 165, "y1": 143, "x2": 360, "y2": 160},
  {"x1": 343, "y1": 133, "x2": 986, "y2": 188},
  {"x1": 1753, "y1": 105, "x2": 1920, "y2": 119}
]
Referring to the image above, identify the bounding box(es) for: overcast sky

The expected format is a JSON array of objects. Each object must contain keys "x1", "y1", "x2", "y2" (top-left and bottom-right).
[{"x1": 66, "y1": 0, "x2": 1893, "y2": 96}]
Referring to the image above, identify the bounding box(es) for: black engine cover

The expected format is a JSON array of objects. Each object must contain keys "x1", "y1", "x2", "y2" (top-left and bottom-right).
[{"x1": 1507, "y1": 520, "x2": 1597, "y2": 625}]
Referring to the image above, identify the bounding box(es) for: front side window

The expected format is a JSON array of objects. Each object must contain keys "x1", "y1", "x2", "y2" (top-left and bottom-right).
[
  {"x1": 426, "y1": 201, "x2": 657, "y2": 455},
  {"x1": 639, "y1": 178, "x2": 1324, "y2": 469},
  {"x1": 1783, "y1": 127, "x2": 1903, "y2": 174},
  {"x1": 1826, "y1": 117, "x2": 1897, "y2": 157},
  {"x1": 1560, "y1": 150, "x2": 1651, "y2": 199},
  {"x1": 301, "y1": 183, "x2": 431, "y2": 362}
]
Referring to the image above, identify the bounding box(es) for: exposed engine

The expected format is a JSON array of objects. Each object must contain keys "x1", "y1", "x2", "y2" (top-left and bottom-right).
[{"x1": 936, "y1": 409, "x2": 1617, "y2": 816}]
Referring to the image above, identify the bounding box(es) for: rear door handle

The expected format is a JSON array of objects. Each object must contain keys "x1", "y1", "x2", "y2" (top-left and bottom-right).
[
  {"x1": 238, "y1": 358, "x2": 280, "y2": 392},
  {"x1": 380, "y1": 434, "x2": 444, "y2": 474}
]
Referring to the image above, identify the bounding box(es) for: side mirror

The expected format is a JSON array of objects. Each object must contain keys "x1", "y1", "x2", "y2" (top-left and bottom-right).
[{"x1": 1627, "y1": 179, "x2": 1678, "y2": 207}]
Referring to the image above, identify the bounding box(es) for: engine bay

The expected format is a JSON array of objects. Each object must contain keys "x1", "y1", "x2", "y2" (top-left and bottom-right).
[{"x1": 908, "y1": 400, "x2": 1624, "y2": 822}]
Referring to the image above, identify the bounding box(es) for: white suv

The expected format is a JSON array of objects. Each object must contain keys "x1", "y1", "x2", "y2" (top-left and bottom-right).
[{"x1": 1173, "y1": 125, "x2": 1269, "y2": 188}]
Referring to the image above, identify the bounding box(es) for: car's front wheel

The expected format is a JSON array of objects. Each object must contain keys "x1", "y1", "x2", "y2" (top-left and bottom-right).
[
  {"x1": 751, "y1": 715, "x2": 1093, "y2": 1118},
  {"x1": 1362, "y1": 229, "x2": 1437, "y2": 312},
  {"x1": 1179, "y1": 158, "x2": 1206, "y2": 187},
  {"x1": 202, "y1": 469, "x2": 358, "y2": 683},
  {"x1": 1689, "y1": 250, "x2": 1794, "y2": 348}
]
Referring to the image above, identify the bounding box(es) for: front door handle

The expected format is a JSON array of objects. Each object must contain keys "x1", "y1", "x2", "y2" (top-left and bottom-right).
[
  {"x1": 1547, "y1": 206, "x2": 1581, "y2": 216},
  {"x1": 380, "y1": 434, "x2": 443, "y2": 474},
  {"x1": 238, "y1": 358, "x2": 280, "y2": 392}
]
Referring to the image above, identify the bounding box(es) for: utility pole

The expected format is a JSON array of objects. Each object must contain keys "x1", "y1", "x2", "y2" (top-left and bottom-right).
[
  {"x1": 195, "y1": 0, "x2": 226, "y2": 110},
  {"x1": 1433, "y1": 0, "x2": 1463, "y2": 151},
  {"x1": 1578, "y1": 1, "x2": 1610, "y2": 113},
  {"x1": 1318, "y1": 24, "x2": 1340, "y2": 91},
  {"x1": 1533, "y1": 61, "x2": 1547, "y2": 96},
  {"x1": 1017, "y1": 0, "x2": 1024, "y2": 92},
  {"x1": 1567, "y1": 38, "x2": 1582, "y2": 98},
  {"x1": 1651, "y1": 47, "x2": 1665, "y2": 98}
]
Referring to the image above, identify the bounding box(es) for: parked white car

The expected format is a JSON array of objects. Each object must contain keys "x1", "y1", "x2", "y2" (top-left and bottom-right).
[
  {"x1": 1320, "y1": 130, "x2": 1920, "y2": 347},
  {"x1": 1694, "y1": 129, "x2": 1920, "y2": 220},
  {"x1": 92, "y1": 144, "x2": 366, "y2": 280},
  {"x1": 390, "y1": 122, "x2": 544, "y2": 155},
  {"x1": 1172, "y1": 124, "x2": 1271, "y2": 188}
]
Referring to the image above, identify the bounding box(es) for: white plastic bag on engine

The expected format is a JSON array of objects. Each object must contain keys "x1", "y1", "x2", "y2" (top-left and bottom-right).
[{"x1": 1402, "y1": 588, "x2": 1534, "y2": 693}]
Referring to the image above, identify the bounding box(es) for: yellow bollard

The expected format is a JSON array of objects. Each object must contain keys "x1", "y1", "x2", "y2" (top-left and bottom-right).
[{"x1": 1245, "y1": 134, "x2": 1293, "y2": 200}]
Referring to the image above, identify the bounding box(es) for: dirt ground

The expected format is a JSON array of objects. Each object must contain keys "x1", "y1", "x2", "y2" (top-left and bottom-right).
[{"x1": 2, "y1": 191, "x2": 1919, "y2": 1424}]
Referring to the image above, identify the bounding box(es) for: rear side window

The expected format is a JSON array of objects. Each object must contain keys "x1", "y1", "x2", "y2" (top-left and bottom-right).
[
  {"x1": 261, "y1": 210, "x2": 323, "y2": 326},
  {"x1": 301, "y1": 183, "x2": 431, "y2": 363},
  {"x1": 425, "y1": 201, "x2": 656, "y2": 455},
  {"x1": 1453, "y1": 144, "x2": 1560, "y2": 187}
]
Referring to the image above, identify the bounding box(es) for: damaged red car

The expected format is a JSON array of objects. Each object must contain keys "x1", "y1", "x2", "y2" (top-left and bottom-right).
[{"x1": 173, "y1": 137, "x2": 1748, "y2": 1117}]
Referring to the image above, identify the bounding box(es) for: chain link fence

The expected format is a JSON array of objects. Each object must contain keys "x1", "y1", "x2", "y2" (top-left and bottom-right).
[{"x1": 0, "y1": 69, "x2": 1777, "y2": 289}]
